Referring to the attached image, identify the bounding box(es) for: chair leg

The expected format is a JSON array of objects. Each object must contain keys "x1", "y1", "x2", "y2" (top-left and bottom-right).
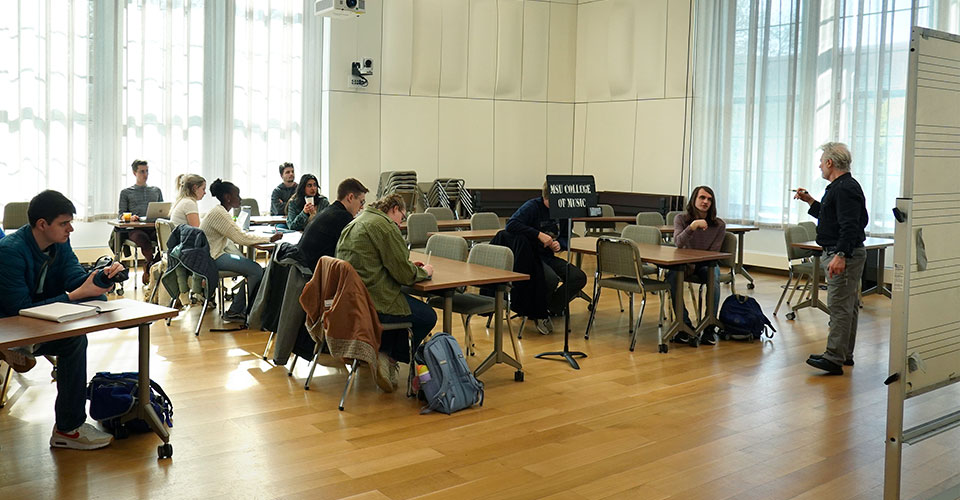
[
  {"x1": 262, "y1": 331, "x2": 275, "y2": 361},
  {"x1": 774, "y1": 270, "x2": 795, "y2": 315},
  {"x1": 630, "y1": 295, "x2": 647, "y2": 352},
  {"x1": 688, "y1": 283, "x2": 700, "y2": 322},
  {"x1": 166, "y1": 297, "x2": 177, "y2": 326},
  {"x1": 338, "y1": 358, "x2": 360, "y2": 411},
  {"x1": 628, "y1": 292, "x2": 635, "y2": 334},
  {"x1": 617, "y1": 290, "x2": 624, "y2": 312},
  {"x1": 0, "y1": 363, "x2": 12, "y2": 409},
  {"x1": 518, "y1": 316, "x2": 526, "y2": 339},
  {"x1": 406, "y1": 327, "x2": 415, "y2": 397},
  {"x1": 194, "y1": 295, "x2": 209, "y2": 337},
  {"x1": 305, "y1": 340, "x2": 324, "y2": 390},
  {"x1": 461, "y1": 314, "x2": 474, "y2": 356},
  {"x1": 287, "y1": 356, "x2": 298, "y2": 376},
  {"x1": 658, "y1": 291, "x2": 665, "y2": 327},
  {"x1": 584, "y1": 283, "x2": 601, "y2": 340}
]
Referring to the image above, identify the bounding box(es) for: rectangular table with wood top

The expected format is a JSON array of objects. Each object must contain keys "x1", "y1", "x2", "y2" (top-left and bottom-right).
[
  {"x1": 0, "y1": 302, "x2": 179, "y2": 456},
  {"x1": 250, "y1": 215, "x2": 287, "y2": 226},
  {"x1": 658, "y1": 224, "x2": 760, "y2": 289},
  {"x1": 426, "y1": 229, "x2": 499, "y2": 242},
  {"x1": 788, "y1": 237, "x2": 895, "y2": 318},
  {"x1": 570, "y1": 236, "x2": 731, "y2": 352},
  {"x1": 409, "y1": 251, "x2": 529, "y2": 378},
  {"x1": 399, "y1": 219, "x2": 472, "y2": 231}
]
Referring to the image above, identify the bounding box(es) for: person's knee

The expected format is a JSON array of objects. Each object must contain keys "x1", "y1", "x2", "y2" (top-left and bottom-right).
[{"x1": 570, "y1": 266, "x2": 587, "y2": 289}]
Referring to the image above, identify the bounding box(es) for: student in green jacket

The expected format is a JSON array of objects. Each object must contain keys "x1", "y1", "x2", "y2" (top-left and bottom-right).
[{"x1": 336, "y1": 193, "x2": 436, "y2": 393}]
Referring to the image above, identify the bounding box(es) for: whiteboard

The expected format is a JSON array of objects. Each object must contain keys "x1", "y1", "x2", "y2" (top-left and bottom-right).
[{"x1": 896, "y1": 28, "x2": 960, "y2": 399}]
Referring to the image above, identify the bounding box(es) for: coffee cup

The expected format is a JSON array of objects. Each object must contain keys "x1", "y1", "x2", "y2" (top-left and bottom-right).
[{"x1": 122, "y1": 212, "x2": 132, "y2": 222}]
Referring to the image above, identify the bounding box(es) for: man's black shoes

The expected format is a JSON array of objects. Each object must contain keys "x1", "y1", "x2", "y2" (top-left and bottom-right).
[
  {"x1": 806, "y1": 356, "x2": 844, "y2": 375},
  {"x1": 809, "y1": 353, "x2": 854, "y2": 366}
]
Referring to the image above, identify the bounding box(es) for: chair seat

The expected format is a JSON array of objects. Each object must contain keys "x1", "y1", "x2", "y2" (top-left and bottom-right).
[
  {"x1": 791, "y1": 262, "x2": 815, "y2": 274},
  {"x1": 218, "y1": 270, "x2": 241, "y2": 278},
  {"x1": 427, "y1": 293, "x2": 495, "y2": 316},
  {"x1": 598, "y1": 276, "x2": 671, "y2": 294},
  {"x1": 641, "y1": 263, "x2": 658, "y2": 276}
]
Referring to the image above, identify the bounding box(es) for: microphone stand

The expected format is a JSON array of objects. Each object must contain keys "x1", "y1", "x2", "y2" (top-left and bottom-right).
[{"x1": 535, "y1": 219, "x2": 587, "y2": 369}]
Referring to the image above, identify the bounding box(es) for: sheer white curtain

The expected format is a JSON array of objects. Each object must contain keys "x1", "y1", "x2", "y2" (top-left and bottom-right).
[
  {"x1": 0, "y1": 1, "x2": 92, "y2": 217},
  {"x1": 690, "y1": 0, "x2": 960, "y2": 235},
  {"x1": 232, "y1": 0, "x2": 304, "y2": 209},
  {"x1": 120, "y1": 0, "x2": 205, "y2": 207}
]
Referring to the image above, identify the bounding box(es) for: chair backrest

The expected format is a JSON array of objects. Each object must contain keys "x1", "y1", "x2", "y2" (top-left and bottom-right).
[
  {"x1": 470, "y1": 212, "x2": 501, "y2": 230},
  {"x1": 635, "y1": 212, "x2": 665, "y2": 227},
  {"x1": 600, "y1": 204, "x2": 614, "y2": 217},
  {"x1": 467, "y1": 243, "x2": 514, "y2": 271},
  {"x1": 155, "y1": 218, "x2": 176, "y2": 254},
  {"x1": 720, "y1": 231, "x2": 737, "y2": 268},
  {"x1": 425, "y1": 234, "x2": 468, "y2": 262},
  {"x1": 3, "y1": 202, "x2": 29, "y2": 230},
  {"x1": 241, "y1": 198, "x2": 261, "y2": 217},
  {"x1": 784, "y1": 224, "x2": 814, "y2": 261},
  {"x1": 406, "y1": 213, "x2": 438, "y2": 247},
  {"x1": 666, "y1": 210, "x2": 684, "y2": 227},
  {"x1": 620, "y1": 224, "x2": 662, "y2": 246},
  {"x1": 798, "y1": 221, "x2": 817, "y2": 240},
  {"x1": 585, "y1": 204, "x2": 616, "y2": 233},
  {"x1": 596, "y1": 237, "x2": 643, "y2": 281},
  {"x1": 425, "y1": 206, "x2": 455, "y2": 221}
]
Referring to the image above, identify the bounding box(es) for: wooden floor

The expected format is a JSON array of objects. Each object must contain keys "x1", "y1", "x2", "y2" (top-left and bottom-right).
[{"x1": 1, "y1": 261, "x2": 959, "y2": 500}]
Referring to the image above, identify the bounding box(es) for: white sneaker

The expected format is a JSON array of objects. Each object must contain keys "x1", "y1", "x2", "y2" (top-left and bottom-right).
[
  {"x1": 374, "y1": 355, "x2": 396, "y2": 393},
  {"x1": 50, "y1": 423, "x2": 113, "y2": 450},
  {"x1": 536, "y1": 317, "x2": 553, "y2": 335}
]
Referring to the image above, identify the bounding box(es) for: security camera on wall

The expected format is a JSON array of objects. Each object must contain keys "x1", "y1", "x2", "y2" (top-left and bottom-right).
[{"x1": 315, "y1": 0, "x2": 365, "y2": 17}]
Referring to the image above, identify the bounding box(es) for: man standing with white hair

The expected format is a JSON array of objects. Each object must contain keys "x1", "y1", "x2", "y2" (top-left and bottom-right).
[{"x1": 794, "y1": 141, "x2": 869, "y2": 375}]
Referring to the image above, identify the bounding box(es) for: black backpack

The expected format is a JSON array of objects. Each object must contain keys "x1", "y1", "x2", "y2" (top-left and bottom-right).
[
  {"x1": 719, "y1": 294, "x2": 775, "y2": 341},
  {"x1": 87, "y1": 371, "x2": 173, "y2": 437}
]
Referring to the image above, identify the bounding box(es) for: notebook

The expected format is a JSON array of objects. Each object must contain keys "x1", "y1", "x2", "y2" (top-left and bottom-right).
[{"x1": 19, "y1": 299, "x2": 135, "y2": 323}]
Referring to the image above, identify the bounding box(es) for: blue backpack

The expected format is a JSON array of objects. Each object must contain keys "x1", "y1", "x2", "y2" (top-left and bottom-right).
[
  {"x1": 414, "y1": 333, "x2": 484, "y2": 414},
  {"x1": 719, "y1": 294, "x2": 775, "y2": 341},
  {"x1": 87, "y1": 371, "x2": 173, "y2": 436}
]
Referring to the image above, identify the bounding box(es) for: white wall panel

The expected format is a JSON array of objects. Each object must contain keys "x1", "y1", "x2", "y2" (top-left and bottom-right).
[
  {"x1": 575, "y1": 1, "x2": 609, "y2": 102},
  {"x1": 381, "y1": 0, "x2": 414, "y2": 95},
  {"x1": 328, "y1": 92, "x2": 381, "y2": 194},
  {"x1": 583, "y1": 100, "x2": 636, "y2": 191},
  {"x1": 548, "y1": 2, "x2": 577, "y2": 103},
  {"x1": 547, "y1": 103, "x2": 574, "y2": 174},
  {"x1": 606, "y1": 0, "x2": 637, "y2": 100},
  {"x1": 494, "y1": 101, "x2": 547, "y2": 187},
  {"x1": 633, "y1": 98, "x2": 685, "y2": 194},
  {"x1": 665, "y1": 0, "x2": 692, "y2": 98},
  {"x1": 411, "y1": 0, "x2": 443, "y2": 96},
  {"x1": 380, "y1": 95, "x2": 440, "y2": 180},
  {"x1": 521, "y1": 1, "x2": 550, "y2": 101},
  {"x1": 438, "y1": 98, "x2": 494, "y2": 187},
  {"x1": 634, "y1": 0, "x2": 668, "y2": 99},
  {"x1": 468, "y1": 0, "x2": 499, "y2": 98},
  {"x1": 495, "y1": 0, "x2": 524, "y2": 99},
  {"x1": 356, "y1": 0, "x2": 384, "y2": 94},
  {"x1": 439, "y1": 0, "x2": 470, "y2": 97},
  {"x1": 326, "y1": 17, "x2": 359, "y2": 92},
  {"x1": 572, "y1": 103, "x2": 587, "y2": 173}
]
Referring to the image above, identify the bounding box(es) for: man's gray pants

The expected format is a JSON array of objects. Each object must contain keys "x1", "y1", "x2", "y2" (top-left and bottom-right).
[{"x1": 821, "y1": 247, "x2": 867, "y2": 365}]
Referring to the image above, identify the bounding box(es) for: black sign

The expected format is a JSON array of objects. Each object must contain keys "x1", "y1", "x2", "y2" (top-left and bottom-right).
[{"x1": 546, "y1": 175, "x2": 597, "y2": 219}]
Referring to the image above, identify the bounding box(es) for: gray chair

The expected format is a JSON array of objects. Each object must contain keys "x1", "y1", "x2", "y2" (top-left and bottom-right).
[
  {"x1": 240, "y1": 198, "x2": 261, "y2": 217},
  {"x1": 799, "y1": 221, "x2": 817, "y2": 241},
  {"x1": 470, "y1": 212, "x2": 501, "y2": 231},
  {"x1": 428, "y1": 244, "x2": 517, "y2": 358},
  {"x1": 424, "y1": 234, "x2": 468, "y2": 262},
  {"x1": 425, "y1": 206, "x2": 455, "y2": 221},
  {"x1": 585, "y1": 237, "x2": 671, "y2": 351},
  {"x1": 620, "y1": 225, "x2": 662, "y2": 277},
  {"x1": 584, "y1": 204, "x2": 619, "y2": 236},
  {"x1": 2, "y1": 202, "x2": 29, "y2": 230},
  {"x1": 635, "y1": 212, "x2": 665, "y2": 227},
  {"x1": 774, "y1": 225, "x2": 817, "y2": 316},
  {"x1": 405, "y1": 213, "x2": 438, "y2": 252},
  {"x1": 665, "y1": 210, "x2": 684, "y2": 227},
  {"x1": 149, "y1": 218, "x2": 177, "y2": 304}
]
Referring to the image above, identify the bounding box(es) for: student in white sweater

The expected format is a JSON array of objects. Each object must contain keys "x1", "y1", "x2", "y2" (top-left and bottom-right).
[
  {"x1": 170, "y1": 173, "x2": 206, "y2": 227},
  {"x1": 201, "y1": 179, "x2": 281, "y2": 321}
]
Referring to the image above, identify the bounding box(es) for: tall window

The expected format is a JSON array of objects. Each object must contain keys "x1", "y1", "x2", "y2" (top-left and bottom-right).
[
  {"x1": 232, "y1": 0, "x2": 303, "y2": 207},
  {"x1": 121, "y1": 0, "x2": 204, "y2": 204},
  {"x1": 689, "y1": 0, "x2": 953, "y2": 235},
  {"x1": 0, "y1": 1, "x2": 92, "y2": 217}
]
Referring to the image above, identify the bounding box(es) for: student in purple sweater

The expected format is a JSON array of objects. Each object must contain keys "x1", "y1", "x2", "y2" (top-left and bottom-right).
[{"x1": 667, "y1": 185, "x2": 726, "y2": 346}]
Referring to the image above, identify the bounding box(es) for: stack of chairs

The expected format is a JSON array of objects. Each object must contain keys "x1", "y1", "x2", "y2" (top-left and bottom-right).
[
  {"x1": 378, "y1": 171, "x2": 424, "y2": 212},
  {"x1": 426, "y1": 178, "x2": 474, "y2": 219}
]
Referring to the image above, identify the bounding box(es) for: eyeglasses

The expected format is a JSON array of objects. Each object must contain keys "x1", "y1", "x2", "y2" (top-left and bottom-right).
[{"x1": 400, "y1": 210, "x2": 407, "y2": 223}]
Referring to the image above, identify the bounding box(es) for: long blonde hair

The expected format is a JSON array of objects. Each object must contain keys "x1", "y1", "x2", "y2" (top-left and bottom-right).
[{"x1": 176, "y1": 173, "x2": 206, "y2": 202}]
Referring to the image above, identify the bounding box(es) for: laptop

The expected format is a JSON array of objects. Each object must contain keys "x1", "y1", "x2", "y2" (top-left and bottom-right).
[
  {"x1": 144, "y1": 202, "x2": 172, "y2": 221},
  {"x1": 236, "y1": 206, "x2": 252, "y2": 231}
]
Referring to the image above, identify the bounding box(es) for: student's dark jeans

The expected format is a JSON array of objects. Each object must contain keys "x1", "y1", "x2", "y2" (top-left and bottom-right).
[
  {"x1": 541, "y1": 255, "x2": 588, "y2": 316},
  {"x1": 33, "y1": 335, "x2": 88, "y2": 432},
  {"x1": 378, "y1": 295, "x2": 438, "y2": 363}
]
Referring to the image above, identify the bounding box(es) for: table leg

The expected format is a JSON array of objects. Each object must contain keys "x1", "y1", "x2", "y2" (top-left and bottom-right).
[
  {"x1": 661, "y1": 267, "x2": 697, "y2": 352},
  {"x1": 791, "y1": 254, "x2": 829, "y2": 317},
  {"x1": 474, "y1": 286, "x2": 522, "y2": 378},
  {"x1": 126, "y1": 323, "x2": 170, "y2": 455},
  {"x1": 735, "y1": 232, "x2": 755, "y2": 289},
  {"x1": 694, "y1": 264, "x2": 723, "y2": 337},
  {"x1": 862, "y1": 247, "x2": 892, "y2": 298}
]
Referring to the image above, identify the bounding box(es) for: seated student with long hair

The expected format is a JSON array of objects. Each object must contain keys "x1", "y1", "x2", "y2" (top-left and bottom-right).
[
  {"x1": 200, "y1": 179, "x2": 281, "y2": 322},
  {"x1": 170, "y1": 173, "x2": 206, "y2": 227},
  {"x1": 285, "y1": 173, "x2": 329, "y2": 231}
]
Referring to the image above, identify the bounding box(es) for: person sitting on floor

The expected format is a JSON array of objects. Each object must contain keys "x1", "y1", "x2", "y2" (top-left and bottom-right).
[
  {"x1": 505, "y1": 181, "x2": 587, "y2": 335},
  {"x1": 200, "y1": 179, "x2": 281, "y2": 323},
  {"x1": 285, "y1": 173, "x2": 329, "y2": 231},
  {"x1": 0, "y1": 190, "x2": 124, "y2": 450},
  {"x1": 297, "y1": 177, "x2": 368, "y2": 270},
  {"x1": 666, "y1": 185, "x2": 726, "y2": 346},
  {"x1": 336, "y1": 193, "x2": 436, "y2": 393}
]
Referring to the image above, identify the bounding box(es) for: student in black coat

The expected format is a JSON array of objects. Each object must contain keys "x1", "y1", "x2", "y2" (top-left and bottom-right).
[{"x1": 297, "y1": 178, "x2": 369, "y2": 270}]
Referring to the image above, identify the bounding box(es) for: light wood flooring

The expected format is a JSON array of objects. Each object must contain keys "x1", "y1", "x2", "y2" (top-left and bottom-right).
[{"x1": 1, "y1": 260, "x2": 959, "y2": 500}]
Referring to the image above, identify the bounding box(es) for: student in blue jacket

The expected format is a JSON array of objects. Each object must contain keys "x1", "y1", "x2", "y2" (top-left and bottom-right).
[{"x1": 0, "y1": 190, "x2": 124, "y2": 450}]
